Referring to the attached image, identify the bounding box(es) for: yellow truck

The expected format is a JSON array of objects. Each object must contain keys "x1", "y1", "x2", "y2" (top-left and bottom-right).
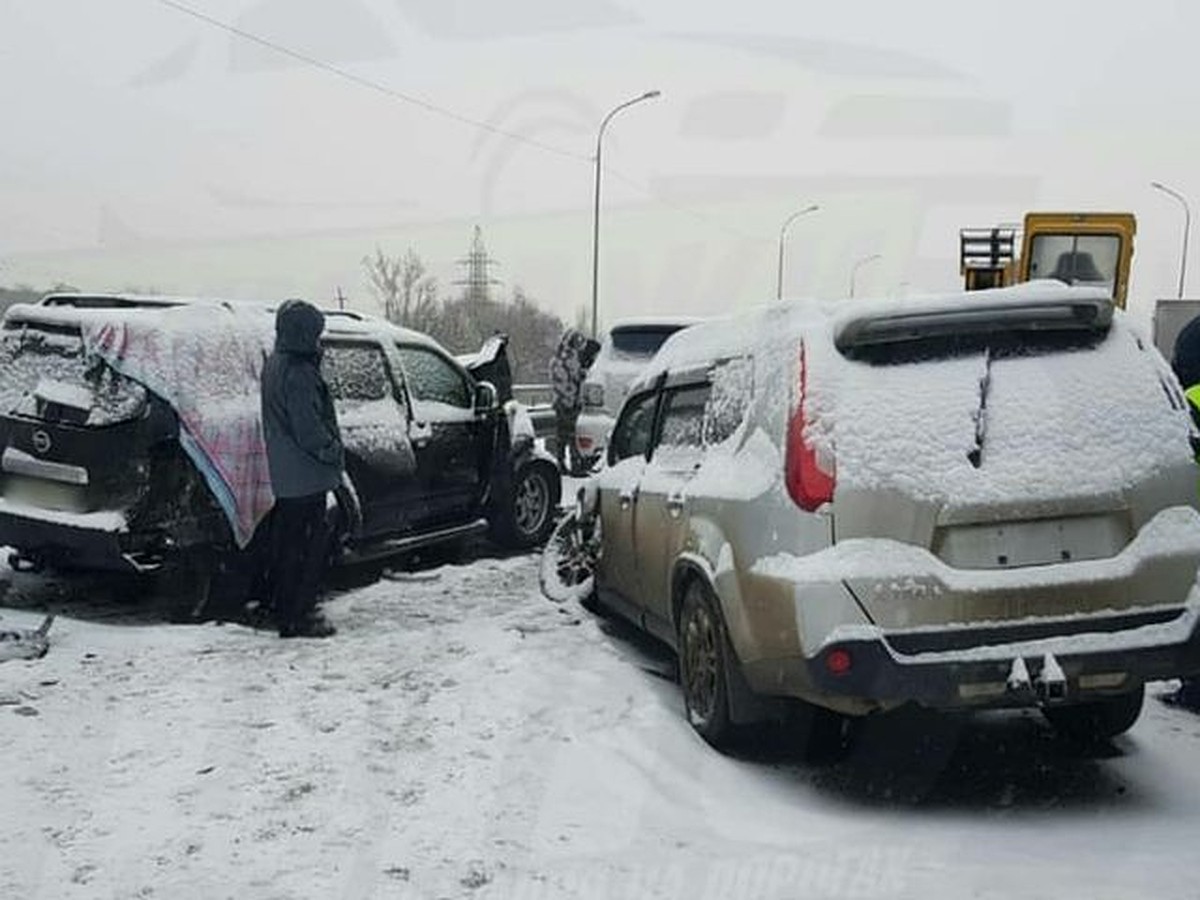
[{"x1": 960, "y1": 212, "x2": 1137, "y2": 308}]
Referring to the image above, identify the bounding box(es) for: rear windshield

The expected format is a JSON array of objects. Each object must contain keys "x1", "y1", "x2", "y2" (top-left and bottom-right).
[
  {"x1": 610, "y1": 325, "x2": 687, "y2": 358},
  {"x1": 851, "y1": 328, "x2": 1106, "y2": 366},
  {"x1": 0, "y1": 324, "x2": 147, "y2": 425}
]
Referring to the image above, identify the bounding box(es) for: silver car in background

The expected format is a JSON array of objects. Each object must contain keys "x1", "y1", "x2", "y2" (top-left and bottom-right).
[{"x1": 574, "y1": 317, "x2": 700, "y2": 467}]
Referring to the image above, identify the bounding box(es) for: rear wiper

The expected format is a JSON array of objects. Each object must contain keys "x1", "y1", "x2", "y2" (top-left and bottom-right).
[{"x1": 967, "y1": 348, "x2": 993, "y2": 469}]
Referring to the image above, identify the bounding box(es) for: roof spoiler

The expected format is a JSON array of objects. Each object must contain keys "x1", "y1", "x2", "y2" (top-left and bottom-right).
[{"x1": 835, "y1": 295, "x2": 1113, "y2": 356}]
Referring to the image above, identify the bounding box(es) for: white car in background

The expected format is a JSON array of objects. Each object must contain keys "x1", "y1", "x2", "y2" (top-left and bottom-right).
[{"x1": 575, "y1": 317, "x2": 701, "y2": 467}]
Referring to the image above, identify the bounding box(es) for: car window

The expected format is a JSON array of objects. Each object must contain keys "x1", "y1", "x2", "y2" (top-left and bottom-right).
[
  {"x1": 704, "y1": 357, "x2": 753, "y2": 446},
  {"x1": 397, "y1": 345, "x2": 472, "y2": 408},
  {"x1": 609, "y1": 325, "x2": 688, "y2": 359},
  {"x1": 1027, "y1": 234, "x2": 1121, "y2": 294},
  {"x1": 321, "y1": 343, "x2": 394, "y2": 405},
  {"x1": 610, "y1": 390, "x2": 658, "y2": 461},
  {"x1": 656, "y1": 384, "x2": 709, "y2": 450}
]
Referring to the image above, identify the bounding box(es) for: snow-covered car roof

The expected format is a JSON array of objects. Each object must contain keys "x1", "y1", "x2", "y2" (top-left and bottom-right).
[
  {"x1": 4, "y1": 293, "x2": 444, "y2": 354},
  {"x1": 605, "y1": 315, "x2": 705, "y2": 332},
  {"x1": 630, "y1": 281, "x2": 1116, "y2": 393},
  {"x1": 318, "y1": 309, "x2": 442, "y2": 351}
]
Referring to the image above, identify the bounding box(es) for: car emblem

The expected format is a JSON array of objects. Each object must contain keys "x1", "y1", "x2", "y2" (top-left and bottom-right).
[{"x1": 31, "y1": 430, "x2": 52, "y2": 455}]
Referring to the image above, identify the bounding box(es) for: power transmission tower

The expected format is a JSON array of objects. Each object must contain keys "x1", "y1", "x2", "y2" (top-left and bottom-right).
[{"x1": 454, "y1": 225, "x2": 501, "y2": 304}]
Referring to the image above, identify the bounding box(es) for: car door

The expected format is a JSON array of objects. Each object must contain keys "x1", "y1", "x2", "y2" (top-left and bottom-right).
[
  {"x1": 595, "y1": 387, "x2": 660, "y2": 609},
  {"x1": 394, "y1": 343, "x2": 486, "y2": 527},
  {"x1": 321, "y1": 340, "x2": 420, "y2": 537},
  {"x1": 633, "y1": 380, "x2": 710, "y2": 630}
]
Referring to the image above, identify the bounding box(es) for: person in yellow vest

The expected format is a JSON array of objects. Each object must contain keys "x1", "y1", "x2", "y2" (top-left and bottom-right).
[
  {"x1": 1173, "y1": 315, "x2": 1200, "y2": 428},
  {"x1": 1171, "y1": 316, "x2": 1200, "y2": 707}
]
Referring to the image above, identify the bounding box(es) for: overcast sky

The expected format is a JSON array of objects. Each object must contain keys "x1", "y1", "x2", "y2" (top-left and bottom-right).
[{"x1": 2, "y1": 0, "x2": 1196, "y2": 324}]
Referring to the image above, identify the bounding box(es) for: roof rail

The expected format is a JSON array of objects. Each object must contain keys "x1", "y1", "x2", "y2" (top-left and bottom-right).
[
  {"x1": 322, "y1": 309, "x2": 367, "y2": 321},
  {"x1": 40, "y1": 293, "x2": 186, "y2": 309}
]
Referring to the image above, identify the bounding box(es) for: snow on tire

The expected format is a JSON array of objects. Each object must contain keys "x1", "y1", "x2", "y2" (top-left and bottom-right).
[{"x1": 539, "y1": 508, "x2": 601, "y2": 605}]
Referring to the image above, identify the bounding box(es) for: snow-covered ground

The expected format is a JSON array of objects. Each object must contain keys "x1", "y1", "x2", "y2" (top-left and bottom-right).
[{"x1": 3, "y1": 552, "x2": 1200, "y2": 899}]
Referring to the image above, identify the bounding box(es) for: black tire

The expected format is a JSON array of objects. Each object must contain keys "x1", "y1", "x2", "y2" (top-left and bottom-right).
[
  {"x1": 796, "y1": 703, "x2": 857, "y2": 764},
  {"x1": 154, "y1": 548, "x2": 217, "y2": 623},
  {"x1": 1042, "y1": 686, "x2": 1145, "y2": 742},
  {"x1": 677, "y1": 579, "x2": 735, "y2": 747},
  {"x1": 155, "y1": 543, "x2": 262, "y2": 624},
  {"x1": 493, "y1": 462, "x2": 560, "y2": 550}
]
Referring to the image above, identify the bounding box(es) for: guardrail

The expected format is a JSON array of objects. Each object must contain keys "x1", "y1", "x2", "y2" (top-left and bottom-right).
[
  {"x1": 513, "y1": 383, "x2": 553, "y2": 406},
  {"x1": 514, "y1": 383, "x2": 557, "y2": 441}
]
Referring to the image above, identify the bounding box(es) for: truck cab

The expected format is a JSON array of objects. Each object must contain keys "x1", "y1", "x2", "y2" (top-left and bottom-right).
[{"x1": 961, "y1": 212, "x2": 1137, "y2": 309}]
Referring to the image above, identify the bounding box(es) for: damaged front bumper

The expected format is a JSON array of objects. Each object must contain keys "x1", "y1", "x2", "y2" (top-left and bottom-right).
[{"x1": 0, "y1": 498, "x2": 166, "y2": 573}]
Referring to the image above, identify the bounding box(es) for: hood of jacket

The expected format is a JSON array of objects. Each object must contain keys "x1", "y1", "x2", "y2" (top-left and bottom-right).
[{"x1": 275, "y1": 299, "x2": 325, "y2": 356}]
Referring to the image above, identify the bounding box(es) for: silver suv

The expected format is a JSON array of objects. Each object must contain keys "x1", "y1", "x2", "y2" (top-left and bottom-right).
[{"x1": 568, "y1": 282, "x2": 1200, "y2": 749}]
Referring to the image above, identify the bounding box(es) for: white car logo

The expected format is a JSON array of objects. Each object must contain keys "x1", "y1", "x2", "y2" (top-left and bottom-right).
[{"x1": 31, "y1": 430, "x2": 52, "y2": 455}]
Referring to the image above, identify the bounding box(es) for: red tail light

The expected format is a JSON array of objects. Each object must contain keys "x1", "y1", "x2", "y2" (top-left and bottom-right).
[
  {"x1": 825, "y1": 647, "x2": 853, "y2": 676},
  {"x1": 785, "y1": 342, "x2": 835, "y2": 511}
]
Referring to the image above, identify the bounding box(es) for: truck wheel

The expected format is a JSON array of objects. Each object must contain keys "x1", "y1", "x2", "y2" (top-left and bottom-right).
[
  {"x1": 1042, "y1": 686, "x2": 1145, "y2": 742},
  {"x1": 678, "y1": 579, "x2": 735, "y2": 747},
  {"x1": 493, "y1": 462, "x2": 560, "y2": 550},
  {"x1": 154, "y1": 549, "x2": 217, "y2": 623}
]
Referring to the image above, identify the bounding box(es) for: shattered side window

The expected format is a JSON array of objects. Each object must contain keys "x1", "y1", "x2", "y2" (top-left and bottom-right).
[
  {"x1": 610, "y1": 390, "x2": 658, "y2": 461},
  {"x1": 396, "y1": 345, "x2": 472, "y2": 409}
]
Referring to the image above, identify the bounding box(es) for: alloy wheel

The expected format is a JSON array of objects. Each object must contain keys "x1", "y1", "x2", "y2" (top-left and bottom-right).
[
  {"x1": 514, "y1": 468, "x2": 550, "y2": 539},
  {"x1": 682, "y1": 601, "x2": 720, "y2": 724}
]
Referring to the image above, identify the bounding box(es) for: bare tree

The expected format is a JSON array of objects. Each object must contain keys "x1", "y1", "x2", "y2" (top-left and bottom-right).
[
  {"x1": 363, "y1": 246, "x2": 436, "y2": 327},
  {"x1": 359, "y1": 243, "x2": 565, "y2": 382},
  {"x1": 362, "y1": 246, "x2": 402, "y2": 323}
]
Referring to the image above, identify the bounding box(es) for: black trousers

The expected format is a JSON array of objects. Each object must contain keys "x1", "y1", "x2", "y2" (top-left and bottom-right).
[
  {"x1": 554, "y1": 406, "x2": 580, "y2": 471},
  {"x1": 268, "y1": 493, "x2": 330, "y2": 629}
]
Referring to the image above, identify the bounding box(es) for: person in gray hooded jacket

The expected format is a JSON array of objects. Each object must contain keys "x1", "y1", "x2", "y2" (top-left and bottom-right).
[{"x1": 260, "y1": 299, "x2": 344, "y2": 638}]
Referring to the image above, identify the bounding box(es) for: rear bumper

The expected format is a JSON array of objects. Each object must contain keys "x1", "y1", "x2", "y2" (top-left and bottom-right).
[
  {"x1": 574, "y1": 412, "x2": 614, "y2": 457},
  {"x1": 792, "y1": 605, "x2": 1200, "y2": 711},
  {"x1": 0, "y1": 499, "x2": 160, "y2": 573},
  {"x1": 740, "y1": 506, "x2": 1200, "y2": 712}
]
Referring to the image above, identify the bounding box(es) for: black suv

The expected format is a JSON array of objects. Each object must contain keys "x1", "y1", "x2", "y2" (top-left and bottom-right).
[{"x1": 0, "y1": 294, "x2": 560, "y2": 617}]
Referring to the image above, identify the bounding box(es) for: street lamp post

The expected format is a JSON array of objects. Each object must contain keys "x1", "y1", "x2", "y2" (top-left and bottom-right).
[
  {"x1": 590, "y1": 90, "x2": 661, "y2": 338},
  {"x1": 1151, "y1": 180, "x2": 1192, "y2": 299},
  {"x1": 849, "y1": 253, "x2": 882, "y2": 298},
  {"x1": 775, "y1": 204, "x2": 819, "y2": 300}
]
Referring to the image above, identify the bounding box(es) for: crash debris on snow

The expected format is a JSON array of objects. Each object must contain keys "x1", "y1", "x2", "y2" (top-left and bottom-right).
[{"x1": 0, "y1": 614, "x2": 55, "y2": 663}]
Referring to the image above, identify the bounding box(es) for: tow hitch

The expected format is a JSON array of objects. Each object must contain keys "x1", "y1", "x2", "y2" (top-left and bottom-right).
[
  {"x1": 1006, "y1": 652, "x2": 1068, "y2": 703},
  {"x1": 1036, "y1": 652, "x2": 1067, "y2": 702}
]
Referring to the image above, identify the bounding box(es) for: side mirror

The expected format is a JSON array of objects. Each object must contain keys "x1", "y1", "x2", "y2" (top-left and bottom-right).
[{"x1": 474, "y1": 380, "x2": 499, "y2": 412}]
